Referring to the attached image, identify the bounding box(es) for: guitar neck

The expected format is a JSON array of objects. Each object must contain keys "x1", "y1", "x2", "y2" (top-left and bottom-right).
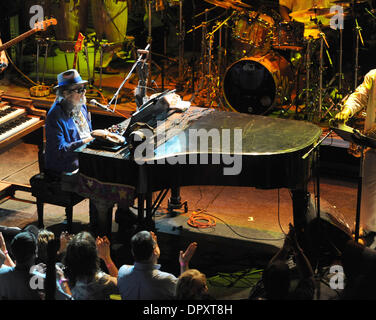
[
  {"x1": 0, "y1": 29, "x2": 37, "y2": 51},
  {"x1": 73, "y1": 53, "x2": 78, "y2": 69}
]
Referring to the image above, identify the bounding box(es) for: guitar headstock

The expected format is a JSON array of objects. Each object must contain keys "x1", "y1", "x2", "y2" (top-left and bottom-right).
[
  {"x1": 34, "y1": 18, "x2": 58, "y2": 31},
  {"x1": 74, "y1": 33, "x2": 85, "y2": 53}
]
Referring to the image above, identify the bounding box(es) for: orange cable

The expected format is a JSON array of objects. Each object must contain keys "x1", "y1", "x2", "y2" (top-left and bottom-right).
[{"x1": 187, "y1": 209, "x2": 216, "y2": 229}]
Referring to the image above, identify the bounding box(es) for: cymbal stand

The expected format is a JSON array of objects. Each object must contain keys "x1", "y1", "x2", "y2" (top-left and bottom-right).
[
  {"x1": 195, "y1": 11, "x2": 209, "y2": 96},
  {"x1": 205, "y1": 13, "x2": 233, "y2": 108},
  {"x1": 312, "y1": 18, "x2": 330, "y2": 122},
  {"x1": 176, "y1": 0, "x2": 185, "y2": 91},
  {"x1": 147, "y1": 0, "x2": 153, "y2": 95},
  {"x1": 320, "y1": 24, "x2": 345, "y2": 119},
  {"x1": 305, "y1": 38, "x2": 312, "y2": 115},
  {"x1": 328, "y1": 20, "x2": 344, "y2": 101},
  {"x1": 319, "y1": 30, "x2": 325, "y2": 121},
  {"x1": 354, "y1": 17, "x2": 364, "y2": 89},
  {"x1": 339, "y1": 27, "x2": 344, "y2": 94}
]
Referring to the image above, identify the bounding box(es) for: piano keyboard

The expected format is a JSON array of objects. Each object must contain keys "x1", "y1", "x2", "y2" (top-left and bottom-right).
[
  {"x1": 0, "y1": 115, "x2": 40, "y2": 142},
  {"x1": 0, "y1": 96, "x2": 46, "y2": 150},
  {"x1": 0, "y1": 105, "x2": 26, "y2": 125}
]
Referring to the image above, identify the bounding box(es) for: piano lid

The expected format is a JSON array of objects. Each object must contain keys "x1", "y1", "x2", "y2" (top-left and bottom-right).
[
  {"x1": 147, "y1": 109, "x2": 322, "y2": 162},
  {"x1": 79, "y1": 107, "x2": 322, "y2": 162}
]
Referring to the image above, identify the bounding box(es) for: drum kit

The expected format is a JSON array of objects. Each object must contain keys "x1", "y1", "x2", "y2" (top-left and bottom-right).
[
  {"x1": 187, "y1": 0, "x2": 365, "y2": 121},
  {"x1": 28, "y1": 0, "x2": 370, "y2": 121}
]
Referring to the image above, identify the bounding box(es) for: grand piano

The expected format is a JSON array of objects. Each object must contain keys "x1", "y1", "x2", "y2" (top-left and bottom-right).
[{"x1": 75, "y1": 96, "x2": 322, "y2": 239}]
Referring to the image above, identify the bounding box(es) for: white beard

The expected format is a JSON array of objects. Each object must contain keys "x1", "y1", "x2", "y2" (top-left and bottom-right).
[{"x1": 72, "y1": 96, "x2": 86, "y2": 114}]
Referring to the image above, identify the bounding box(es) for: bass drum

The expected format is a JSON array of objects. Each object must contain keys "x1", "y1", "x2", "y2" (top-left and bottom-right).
[{"x1": 223, "y1": 52, "x2": 293, "y2": 115}]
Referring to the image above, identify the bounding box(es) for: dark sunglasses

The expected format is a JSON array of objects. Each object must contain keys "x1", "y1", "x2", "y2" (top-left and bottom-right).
[{"x1": 66, "y1": 86, "x2": 86, "y2": 94}]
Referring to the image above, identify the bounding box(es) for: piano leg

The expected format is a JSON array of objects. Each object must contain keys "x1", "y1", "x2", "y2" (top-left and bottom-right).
[
  {"x1": 167, "y1": 186, "x2": 188, "y2": 215},
  {"x1": 146, "y1": 192, "x2": 154, "y2": 228},
  {"x1": 89, "y1": 200, "x2": 113, "y2": 238},
  {"x1": 137, "y1": 193, "x2": 145, "y2": 225},
  {"x1": 136, "y1": 191, "x2": 155, "y2": 231},
  {"x1": 37, "y1": 199, "x2": 44, "y2": 229},
  {"x1": 168, "y1": 186, "x2": 182, "y2": 213},
  {"x1": 136, "y1": 164, "x2": 155, "y2": 231}
]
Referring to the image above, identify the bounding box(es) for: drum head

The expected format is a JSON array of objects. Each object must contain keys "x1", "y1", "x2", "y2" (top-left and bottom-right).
[{"x1": 223, "y1": 58, "x2": 276, "y2": 115}]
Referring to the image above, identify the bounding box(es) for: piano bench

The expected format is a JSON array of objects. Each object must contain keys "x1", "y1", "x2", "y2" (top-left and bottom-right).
[{"x1": 29, "y1": 173, "x2": 85, "y2": 233}]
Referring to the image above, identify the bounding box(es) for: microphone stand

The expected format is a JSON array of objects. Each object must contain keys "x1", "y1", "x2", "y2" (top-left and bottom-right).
[
  {"x1": 105, "y1": 44, "x2": 150, "y2": 112},
  {"x1": 353, "y1": 1, "x2": 364, "y2": 89},
  {"x1": 330, "y1": 122, "x2": 376, "y2": 242},
  {"x1": 302, "y1": 130, "x2": 332, "y2": 269}
]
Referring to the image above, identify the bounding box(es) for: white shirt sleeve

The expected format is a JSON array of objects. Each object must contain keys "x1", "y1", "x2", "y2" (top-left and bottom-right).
[{"x1": 344, "y1": 70, "x2": 376, "y2": 117}]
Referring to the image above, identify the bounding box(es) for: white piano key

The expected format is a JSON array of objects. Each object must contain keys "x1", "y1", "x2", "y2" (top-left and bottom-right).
[
  {"x1": 0, "y1": 106, "x2": 26, "y2": 126},
  {"x1": 0, "y1": 116, "x2": 40, "y2": 142}
]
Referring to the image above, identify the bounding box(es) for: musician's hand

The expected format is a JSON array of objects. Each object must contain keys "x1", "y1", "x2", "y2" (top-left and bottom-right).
[
  {"x1": 83, "y1": 136, "x2": 95, "y2": 144},
  {"x1": 335, "y1": 108, "x2": 351, "y2": 121}
]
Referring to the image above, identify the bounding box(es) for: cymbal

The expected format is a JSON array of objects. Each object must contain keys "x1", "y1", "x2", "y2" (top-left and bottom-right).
[
  {"x1": 231, "y1": 0, "x2": 252, "y2": 9},
  {"x1": 204, "y1": 0, "x2": 233, "y2": 9},
  {"x1": 204, "y1": 0, "x2": 252, "y2": 10},
  {"x1": 332, "y1": 0, "x2": 367, "y2": 4}
]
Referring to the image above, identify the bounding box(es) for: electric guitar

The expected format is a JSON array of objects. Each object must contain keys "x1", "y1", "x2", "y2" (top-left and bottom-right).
[
  {"x1": 0, "y1": 18, "x2": 57, "y2": 52},
  {"x1": 72, "y1": 32, "x2": 85, "y2": 70}
]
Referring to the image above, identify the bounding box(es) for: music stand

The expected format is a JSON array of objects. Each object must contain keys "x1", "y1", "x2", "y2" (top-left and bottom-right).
[{"x1": 331, "y1": 122, "x2": 376, "y2": 242}]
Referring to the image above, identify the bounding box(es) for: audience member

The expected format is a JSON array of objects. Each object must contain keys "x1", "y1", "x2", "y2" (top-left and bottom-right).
[
  {"x1": 339, "y1": 239, "x2": 376, "y2": 299},
  {"x1": 253, "y1": 224, "x2": 315, "y2": 300},
  {"x1": 63, "y1": 231, "x2": 118, "y2": 300},
  {"x1": 0, "y1": 228, "x2": 70, "y2": 300},
  {"x1": 175, "y1": 269, "x2": 212, "y2": 300},
  {"x1": 96, "y1": 235, "x2": 118, "y2": 278},
  {"x1": 0, "y1": 232, "x2": 15, "y2": 267},
  {"x1": 0, "y1": 37, "x2": 8, "y2": 73},
  {"x1": 36, "y1": 229, "x2": 72, "y2": 264},
  {"x1": 0, "y1": 250, "x2": 5, "y2": 268},
  {"x1": 117, "y1": 230, "x2": 197, "y2": 300},
  {"x1": 36, "y1": 229, "x2": 55, "y2": 265}
]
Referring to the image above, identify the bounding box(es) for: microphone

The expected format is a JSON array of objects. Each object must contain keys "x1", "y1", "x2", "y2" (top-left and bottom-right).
[{"x1": 90, "y1": 99, "x2": 113, "y2": 113}]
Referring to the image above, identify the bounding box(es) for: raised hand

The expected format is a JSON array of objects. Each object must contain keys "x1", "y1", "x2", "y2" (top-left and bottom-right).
[
  {"x1": 179, "y1": 242, "x2": 198, "y2": 268},
  {"x1": 96, "y1": 236, "x2": 111, "y2": 261}
]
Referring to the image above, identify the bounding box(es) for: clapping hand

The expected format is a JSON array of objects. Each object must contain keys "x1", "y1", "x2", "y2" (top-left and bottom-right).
[
  {"x1": 96, "y1": 236, "x2": 111, "y2": 261},
  {"x1": 179, "y1": 242, "x2": 198, "y2": 268},
  {"x1": 58, "y1": 231, "x2": 72, "y2": 254},
  {"x1": 0, "y1": 232, "x2": 6, "y2": 253}
]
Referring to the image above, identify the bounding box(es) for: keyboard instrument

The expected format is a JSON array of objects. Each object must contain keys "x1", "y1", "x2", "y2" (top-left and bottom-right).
[{"x1": 0, "y1": 95, "x2": 46, "y2": 149}]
